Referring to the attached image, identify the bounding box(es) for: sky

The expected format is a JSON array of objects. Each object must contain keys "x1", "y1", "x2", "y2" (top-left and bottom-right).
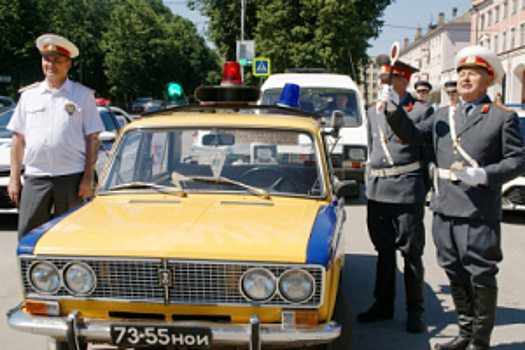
[{"x1": 164, "y1": 0, "x2": 473, "y2": 57}]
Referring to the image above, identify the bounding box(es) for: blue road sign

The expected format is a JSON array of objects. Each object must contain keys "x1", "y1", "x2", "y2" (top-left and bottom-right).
[{"x1": 253, "y1": 58, "x2": 271, "y2": 76}]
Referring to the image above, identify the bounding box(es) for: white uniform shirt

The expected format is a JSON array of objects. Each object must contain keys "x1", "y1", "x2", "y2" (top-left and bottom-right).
[{"x1": 7, "y1": 79, "x2": 104, "y2": 176}]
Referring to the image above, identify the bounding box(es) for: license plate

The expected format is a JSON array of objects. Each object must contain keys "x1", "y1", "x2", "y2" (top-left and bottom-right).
[{"x1": 110, "y1": 324, "x2": 212, "y2": 348}]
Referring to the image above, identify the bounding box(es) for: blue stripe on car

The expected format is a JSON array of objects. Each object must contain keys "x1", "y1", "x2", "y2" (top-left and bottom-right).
[
  {"x1": 17, "y1": 203, "x2": 87, "y2": 256},
  {"x1": 306, "y1": 204, "x2": 338, "y2": 267}
]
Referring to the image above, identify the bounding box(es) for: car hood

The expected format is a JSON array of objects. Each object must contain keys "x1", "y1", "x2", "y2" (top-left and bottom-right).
[{"x1": 32, "y1": 195, "x2": 324, "y2": 263}]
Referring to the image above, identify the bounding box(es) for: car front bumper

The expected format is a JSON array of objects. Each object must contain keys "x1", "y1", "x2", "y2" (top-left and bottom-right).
[{"x1": 7, "y1": 306, "x2": 341, "y2": 349}]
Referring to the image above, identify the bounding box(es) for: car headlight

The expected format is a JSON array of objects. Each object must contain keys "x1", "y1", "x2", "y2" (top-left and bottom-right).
[
  {"x1": 279, "y1": 269, "x2": 315, "y2": 303},
  {"x1": 63, "y1": 262, "x2": 96, "y2": 295},
  {"x1": 347, "y1": 147, "x2": 366, "y2": 161},
  {"x1": 241, "y1": 268, "x2": 276, "y2": 301},
  {"x1": 29, "y1": 261, "x2": 61, "y2": 294}
]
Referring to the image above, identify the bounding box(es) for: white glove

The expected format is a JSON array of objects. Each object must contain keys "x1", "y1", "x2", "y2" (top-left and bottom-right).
[
  {"x1": 379, "y1": 85, "x2": 399, "y2": 113},
  {"x1": 453, "y1": 167, "x2": 487, "y2": 186}
]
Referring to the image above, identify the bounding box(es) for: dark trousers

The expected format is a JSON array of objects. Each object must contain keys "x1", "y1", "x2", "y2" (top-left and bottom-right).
[
  {"x1": 18, "y1": 172, "x2": 84, "y2": 240},
  {"x1": 366, "y1": 200, "x2": 426, "y2": 312},
  {"x1": 432, "y1": 212, "x2": 502, "y2": 288},
  {"x1": 367, "y1": 200, "x2": 426, "y2": 265}
]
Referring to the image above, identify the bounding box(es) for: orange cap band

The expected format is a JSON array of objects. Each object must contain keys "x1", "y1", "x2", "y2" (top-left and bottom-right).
[
  {"x1": 42, "y1": 44, "x2": 71, "y2": 58},
  {"x1": 459, "y1": 56, "x2": 494, "y2": 76},
  {"x1": 379, "y1": 64, "x2": 414, "y2": 80}
]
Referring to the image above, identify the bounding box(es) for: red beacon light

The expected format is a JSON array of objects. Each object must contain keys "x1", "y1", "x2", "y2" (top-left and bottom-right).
[
  {"x1": 194, "y1": 61, "x2": 259, "y2": 103},
  {"x1": 95, "y1": 98, "x2": 110, "y2": 107},
  {"x1": 220, "y1": 61, "x2": 243, "y2": 86}
]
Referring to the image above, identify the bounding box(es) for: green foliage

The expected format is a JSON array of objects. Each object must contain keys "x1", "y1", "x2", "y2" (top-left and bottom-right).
[
  {"x1": 0, "y1": 0, "x2": 221, "y2": 104},
  {"x1": 190, "y1": 0, "x2": 392, "y2": 81}
]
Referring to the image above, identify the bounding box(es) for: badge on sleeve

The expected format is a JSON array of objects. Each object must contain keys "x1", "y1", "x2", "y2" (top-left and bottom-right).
[{"x1": 65, "y1": 102, "x2": 76, "y2": 116}]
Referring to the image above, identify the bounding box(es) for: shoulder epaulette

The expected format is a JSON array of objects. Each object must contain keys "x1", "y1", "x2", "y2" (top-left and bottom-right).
[
  {"x1": 17, "y1": 82, "x2": 39, "y2": 93},
  {"x1": 73, "y1": 81, "x2": 95, "y2": 94},
  {"x1": 492, "y1": 102, "x2": 513, "y2": 112}
]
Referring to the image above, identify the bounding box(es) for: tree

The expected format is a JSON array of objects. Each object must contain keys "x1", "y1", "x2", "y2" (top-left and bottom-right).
[
  {"x1": 103, "y1": 0, "x2": 221, "y2": 104},
  {"x1": 190, "y1": 0, "x2": 392, "y2": 81}
]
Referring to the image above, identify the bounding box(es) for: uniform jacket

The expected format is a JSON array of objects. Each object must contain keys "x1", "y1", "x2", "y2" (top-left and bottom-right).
[
  {"x1": 366, "y1": 93, "x2": 434, "y2": 204},
  {"x1": 388, "y1": 95, "x2": 525, "y2": 220},
  {"x1": 7, "y1": 79, "x2": 103, "y2": 177}
]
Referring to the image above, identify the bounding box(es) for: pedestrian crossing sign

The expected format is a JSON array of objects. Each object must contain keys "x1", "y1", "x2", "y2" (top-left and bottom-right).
[{"x1": 253, "y1": 58, "x2": 271, "y2": 77}]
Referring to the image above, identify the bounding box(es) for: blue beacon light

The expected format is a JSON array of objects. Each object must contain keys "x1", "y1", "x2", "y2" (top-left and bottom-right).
[{"x1": 277, "y1": 83, "x2": 300, "y2": 108}]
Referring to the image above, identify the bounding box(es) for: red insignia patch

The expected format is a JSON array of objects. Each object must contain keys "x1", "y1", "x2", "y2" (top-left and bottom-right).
[
  {"x1": 407, "y1": 103, "x2": 413, "y2": 112},
  {"x1": 65, "y1": 102, "x2": 76, "y2": 116},
  {"x1": 482, "y1": 104, "x2": 490, "y2": 113}
]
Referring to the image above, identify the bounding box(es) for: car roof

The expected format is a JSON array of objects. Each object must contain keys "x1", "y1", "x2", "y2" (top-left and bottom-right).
[
  {"x1": 261, "y1": 73, "x2": 359, "y2": 90},
  {"x1": 127, "y1": 111, "x2": 320, "y2": 133}
]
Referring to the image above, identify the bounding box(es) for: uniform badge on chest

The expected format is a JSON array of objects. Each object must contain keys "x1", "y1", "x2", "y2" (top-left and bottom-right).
[{"x1": 65, "y1": 102, "x2": 76, "y2": 116}]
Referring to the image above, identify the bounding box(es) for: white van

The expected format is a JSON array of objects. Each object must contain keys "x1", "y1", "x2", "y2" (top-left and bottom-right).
[{"x1": 260, "y1": 69, "x2": 368, "y2": 193}]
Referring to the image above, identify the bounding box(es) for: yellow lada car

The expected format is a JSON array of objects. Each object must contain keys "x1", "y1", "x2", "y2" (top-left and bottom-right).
[{"x1": 7, "y1": 71, "x2": 354, "y2": 350}]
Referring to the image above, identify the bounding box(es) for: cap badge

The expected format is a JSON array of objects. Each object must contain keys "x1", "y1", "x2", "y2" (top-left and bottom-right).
[
  {"x1": 466, "y1": 56, "x2": 477, "y2": 64},
  {"x1": 65, "y1": 102, "x2": 76, "y2": 116}
]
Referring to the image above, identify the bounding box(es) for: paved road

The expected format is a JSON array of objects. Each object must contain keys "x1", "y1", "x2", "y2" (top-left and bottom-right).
[
  {"x1": 1, "y1": 191, "x2": 525, "y2": 349},
  {"x1": 344, "y1": 191, "x2": 525, "y2": 350}
]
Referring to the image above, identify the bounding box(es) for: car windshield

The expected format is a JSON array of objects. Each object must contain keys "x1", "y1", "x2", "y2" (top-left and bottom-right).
[
  {"x1": 134, "y1": 98, "x2": 152, "y2": 104},
  {"x1": 98, "y1": 127, "x2": 324, "y2": 198},
  {"x1": 0, "y1": 109, "x2": 14, "y2": 138},
  {"x1": 99, "y1": 110, "x2": 120, "y2": 132},
  {"x1": 261, "y1": 88, "x2": 362, "y2": 127}
]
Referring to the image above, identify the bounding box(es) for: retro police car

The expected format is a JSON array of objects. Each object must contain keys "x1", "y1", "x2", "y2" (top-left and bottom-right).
[
  {"x1": 0, "y1": 108, "x2": 17, "y2": 213},
  {"x1": 7, "y1": 63, "x2": 353, "y2": 350}
]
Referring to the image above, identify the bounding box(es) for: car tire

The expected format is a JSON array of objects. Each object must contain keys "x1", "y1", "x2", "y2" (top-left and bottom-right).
[
  {"x1": 324, "y1": 282, "x2": 353, "y2": 350},
  {"x1": 47, "y1": 338, "x2": 87, "y2": 350}
]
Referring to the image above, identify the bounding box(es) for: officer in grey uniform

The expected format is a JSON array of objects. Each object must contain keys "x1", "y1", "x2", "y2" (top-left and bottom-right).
[
  {"x1": 383, "y1": 46, "x2": 525, "y2": 349},
  {"x1": 357, "y1": 56, "x2": 434, "y2": 333}
]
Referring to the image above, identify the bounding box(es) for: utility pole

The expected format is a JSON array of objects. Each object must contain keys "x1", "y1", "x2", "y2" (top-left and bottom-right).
[{"x1": 240, "y1": 0, "x2": 246, "y2": 81}]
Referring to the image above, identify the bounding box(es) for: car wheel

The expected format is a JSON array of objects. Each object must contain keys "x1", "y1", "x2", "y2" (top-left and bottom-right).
[{"x1": 324, "y1": 282, "x2": 353, "y2": 350}]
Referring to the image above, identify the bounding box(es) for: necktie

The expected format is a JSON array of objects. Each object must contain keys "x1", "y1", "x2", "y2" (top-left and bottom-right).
[{"x1": 462, "y1": 103, "x2": 473, "y2": 123}]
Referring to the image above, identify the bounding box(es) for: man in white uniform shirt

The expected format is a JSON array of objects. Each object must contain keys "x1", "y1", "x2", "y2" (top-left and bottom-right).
[{"x1": 7, "y1": 33, "x2": 103, "y2": 240}]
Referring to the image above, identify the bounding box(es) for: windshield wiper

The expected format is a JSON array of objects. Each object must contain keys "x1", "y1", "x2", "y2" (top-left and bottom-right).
[
  {"x1": 187, "y1": 176, "x2": 270, "y2": 199},
  {"x1": 109, "y1": 182, "x2": 187, "y2": 197}
]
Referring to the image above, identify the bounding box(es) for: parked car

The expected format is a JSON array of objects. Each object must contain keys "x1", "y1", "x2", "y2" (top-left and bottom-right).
[
  {"x1": 260, "y1": 69, "x2": 367, "y2": 197},
  {"x1": 7, "y1": 63, "x2": 354, "y2": 349},
  {"x1": 95, "y1": 106, "x2": 125, "y2": 179},
  {"x1": 109, "y1": 106, "x2": 133, "y2": 127},
  {"x1": 0, "y1": 96, "x2": 15, "y2": 113},
  {"x1": 0, "y1": 108, "x2": 18, "y2": 213},
  {"x1": 132, "y1": 97, "x2": 153, "y2": 113},
  {"x1": 502, "y1": 111, "x2": 525, "y2": 211},
  {"x1": 143, "y1": 99, "x2": 166, "y2": 113}
]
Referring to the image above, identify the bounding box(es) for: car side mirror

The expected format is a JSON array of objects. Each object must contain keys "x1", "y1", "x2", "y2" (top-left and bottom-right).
[
  {"x1": 99, "y1": 131, "x2": 117, "y2": 143},
  {"x1": 335, "y1": 179, "x2": 358, "y2": 199},
  {"x1": 331, "y1": 110, "x2": 343, "y2": 138}
]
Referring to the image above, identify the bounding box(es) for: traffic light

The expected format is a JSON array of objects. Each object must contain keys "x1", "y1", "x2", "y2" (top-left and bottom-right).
[
  {"x1": 239, "y1": 43, "x2": 247, "y2": 66},
  {"x1": 167, "y1": 82, "x2": 183, "y2": 102}
]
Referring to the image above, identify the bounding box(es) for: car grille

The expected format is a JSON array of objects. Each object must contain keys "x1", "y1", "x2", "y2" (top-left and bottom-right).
[
  {"x1": 503, "y1": 185, "x2": 525, "y2": 206},
  {"x1": 20, "y1": 257, "x2": 325, "y2": 307}
]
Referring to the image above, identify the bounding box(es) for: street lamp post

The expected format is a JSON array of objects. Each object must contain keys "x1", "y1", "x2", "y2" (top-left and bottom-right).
[{"x1": 240, "y1": 0, "x2": 246, "y2": 81}]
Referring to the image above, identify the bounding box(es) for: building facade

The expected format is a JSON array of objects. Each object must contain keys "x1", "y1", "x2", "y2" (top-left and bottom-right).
[
  {"x1": 399, "y1": 9, "x2": 471, "y2": 107},
  {"x1": 472, "y1": 0, "x2": 525, "y2": 105}
]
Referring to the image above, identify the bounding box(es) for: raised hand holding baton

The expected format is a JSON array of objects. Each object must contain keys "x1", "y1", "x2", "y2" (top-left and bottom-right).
[{"x1": 387, "y1": 41, "x2": 400, "y2": 86}]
